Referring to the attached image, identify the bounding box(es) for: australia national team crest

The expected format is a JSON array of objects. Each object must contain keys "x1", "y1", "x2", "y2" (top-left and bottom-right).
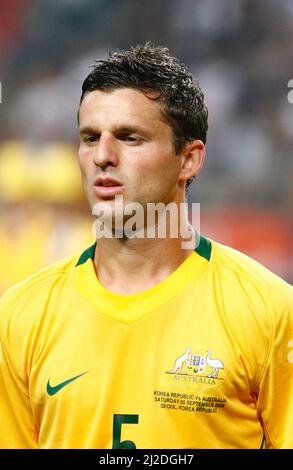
[{"x1": 166, "y1": 347, "x2": 224, "y2": 381}]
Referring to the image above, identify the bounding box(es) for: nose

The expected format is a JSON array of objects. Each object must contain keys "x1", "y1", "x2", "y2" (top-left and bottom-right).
[{"x1": 93, "y1": 132, "x2": 119, "y2": 169}]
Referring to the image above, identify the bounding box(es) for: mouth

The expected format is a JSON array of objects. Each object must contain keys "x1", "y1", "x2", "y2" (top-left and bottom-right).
[{"x1": 93, "y1": 177, "x2": 124, "y2": 198}]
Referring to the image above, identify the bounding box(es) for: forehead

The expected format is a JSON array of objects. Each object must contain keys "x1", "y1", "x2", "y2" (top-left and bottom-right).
[{"x1": 78, "y1": 88, "x2": 167, "y2": 129}]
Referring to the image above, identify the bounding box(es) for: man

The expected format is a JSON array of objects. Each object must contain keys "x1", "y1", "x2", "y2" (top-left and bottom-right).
[{"x1": 0, "y1": 43, "x2": 292, "y2": 449}]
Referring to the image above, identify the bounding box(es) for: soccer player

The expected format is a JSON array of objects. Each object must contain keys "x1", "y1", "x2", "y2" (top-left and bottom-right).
[{"x1": 0, "y1": 43, "x2": 292, "y2": 449}]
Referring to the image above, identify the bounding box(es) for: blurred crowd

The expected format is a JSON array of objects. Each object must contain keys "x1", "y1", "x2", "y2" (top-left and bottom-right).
[{"x1": 0, "y1": 0, "x2": 292, "y2": 291}]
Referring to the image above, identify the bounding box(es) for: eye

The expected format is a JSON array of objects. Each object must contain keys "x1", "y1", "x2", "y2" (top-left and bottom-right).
[
  {"x1": 120, "y1": 135, "x2": 142, "y2": 143},
  {"x1": 84, "y1": 135, "x2": 99, "y2": 143}
]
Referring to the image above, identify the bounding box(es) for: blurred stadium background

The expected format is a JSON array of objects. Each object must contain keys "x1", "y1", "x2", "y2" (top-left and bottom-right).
[{"x1": 0, "y1": 0, "x2": 292, "y2": 294}]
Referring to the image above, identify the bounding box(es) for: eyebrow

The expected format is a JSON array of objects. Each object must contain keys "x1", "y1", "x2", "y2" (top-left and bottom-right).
[{"x1": 79, "y1": 125, "x2": 151, "y2": 137}]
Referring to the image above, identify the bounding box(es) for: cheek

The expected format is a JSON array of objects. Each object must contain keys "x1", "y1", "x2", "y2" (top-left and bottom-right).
[
  {"x1": 128, "y1": 154, "x2": 179, "y2": 200},
  {"x1": 138, "y1": 154, "x2": 180, "y2": 185},
  {"x1": 77, "y1": 149, "x2": 85, "y2": 172},
  {"x1": 134, "y1": 149, "x2": 176, "y2": 175},
  {"x1": 78, "y1": 150, "x2": 92, "y2": 179}
]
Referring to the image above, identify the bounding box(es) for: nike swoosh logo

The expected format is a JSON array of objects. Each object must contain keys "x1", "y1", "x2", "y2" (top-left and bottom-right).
[{"x1": 47, "y1": 371, "x2": 88, "y2": 396}]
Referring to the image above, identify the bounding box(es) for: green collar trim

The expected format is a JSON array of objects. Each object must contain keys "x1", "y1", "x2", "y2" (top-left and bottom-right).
[
  {"x1": 75, "y1": 234, "x2": 211, "y2": 267},
  {"x1": 75, "y1": 242, "x2": 96, "y2": 267},
  {"x1": 194, "y1": 234, "x2": 212, "y2": 261}
]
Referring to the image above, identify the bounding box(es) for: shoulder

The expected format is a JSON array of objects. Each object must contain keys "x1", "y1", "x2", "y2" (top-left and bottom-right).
[
  {"x1": 0, "y1": 246, "x2": 96, "y2": 378},
  {"x1": 209, "y1": 239, "x2": 293, "y2": 389},
  {"x1": 210, "y1": 238, "x2": 293, "y2": 309},
  {"x1": 0, "y1": 250, "x2": 83, "y2": 324},
  {"x1": 209, "y1": 239, "x2": 292, "y2": 350}
]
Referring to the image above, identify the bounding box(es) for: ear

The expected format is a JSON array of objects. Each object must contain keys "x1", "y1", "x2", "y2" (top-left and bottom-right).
[{"x1": 178, "y1": 140, "x2": 205, "y2": 185}]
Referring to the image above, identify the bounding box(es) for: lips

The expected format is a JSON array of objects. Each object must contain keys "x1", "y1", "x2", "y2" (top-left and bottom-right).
[
  {"x1": 93, "y1": 177, "x2": 124, "y2": 198},
  {"x1": 94, "y1": 177, "x2": 123, "y2": 187}
]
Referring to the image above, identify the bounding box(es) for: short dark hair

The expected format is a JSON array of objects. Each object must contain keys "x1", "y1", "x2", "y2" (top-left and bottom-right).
[{"x1": 79, "y1": 42, "x2": 208, "y2": 191}]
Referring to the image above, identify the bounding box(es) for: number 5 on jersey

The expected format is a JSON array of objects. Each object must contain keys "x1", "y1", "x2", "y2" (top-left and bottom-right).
[{"x1": 112, "y1": 414, "x2": 139, "y2": 449}]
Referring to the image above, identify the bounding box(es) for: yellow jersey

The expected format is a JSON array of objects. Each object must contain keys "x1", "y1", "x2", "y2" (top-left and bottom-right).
[{"x1": 0, "y1": 235, "x2": 292, "y2": 449}]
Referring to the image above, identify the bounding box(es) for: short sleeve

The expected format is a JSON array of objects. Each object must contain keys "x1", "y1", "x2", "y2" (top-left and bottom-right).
[
  {"x1": 0, "y1": 290, "x2": 38, "y2": 448},
  {"x1": 256, "y1": 285, "x2": 293, "y2": 448}
]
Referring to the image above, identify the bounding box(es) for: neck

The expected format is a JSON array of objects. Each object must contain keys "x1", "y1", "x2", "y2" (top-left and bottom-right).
[{"x1": 93, "y1": 223, "x2": 196, "y2": 295}]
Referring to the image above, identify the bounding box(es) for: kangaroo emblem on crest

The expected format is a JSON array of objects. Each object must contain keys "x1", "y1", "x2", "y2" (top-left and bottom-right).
[{"x1": 168, "y1": 347, "x2": 191, "y2": 374}]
